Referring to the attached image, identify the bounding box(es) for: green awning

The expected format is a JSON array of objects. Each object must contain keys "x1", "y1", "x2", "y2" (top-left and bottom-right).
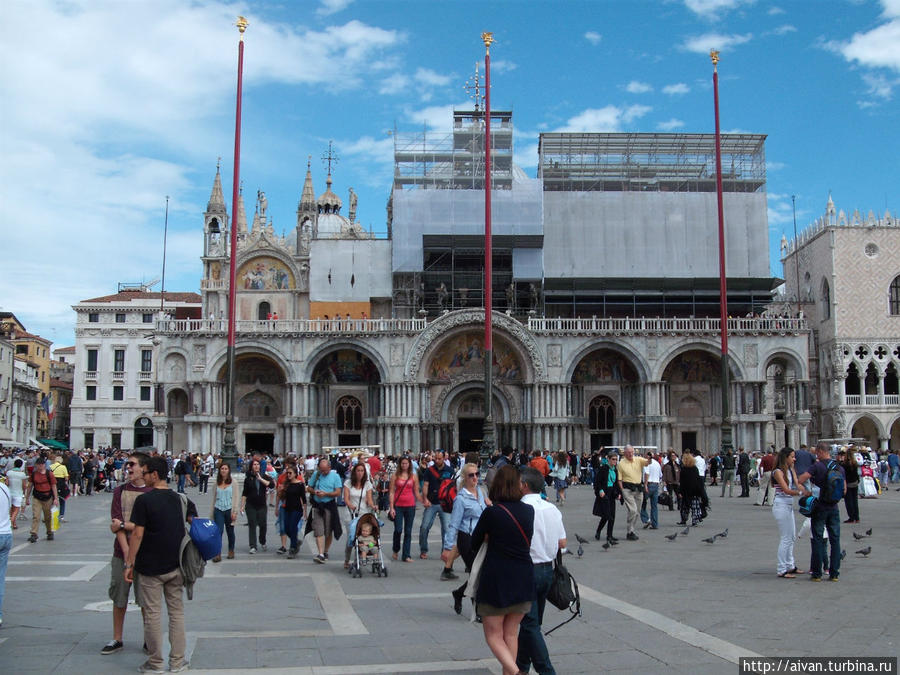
[{"x1": 37, "y1": 438, "x2": 69, "y2": 451}]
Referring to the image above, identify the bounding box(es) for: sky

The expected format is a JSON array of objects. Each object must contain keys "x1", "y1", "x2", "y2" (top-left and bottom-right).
[{"x1": 3, "y1": 0, "x2": 898, "y2": 349}]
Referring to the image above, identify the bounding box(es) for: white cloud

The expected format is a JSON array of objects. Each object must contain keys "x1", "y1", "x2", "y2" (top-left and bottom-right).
[
  {"x1": 584, "y1": 31, "x2": 602, "y2": 45},
  {"x1": 379, "y1": 73, "x2": 410, "y2": 95},
  {"x1": 657, "y1": 118, "x2": 685, "y2": 131},
  {"x1": 554, "y1": 105, "x2": 652, "y2": 132},
  {"x1": 768, "y1": 6, "x2": 785, "y2": 15},
  {"x1": 766, "y1": 161, "x2": 785, "y2": 171},
  {"x1": 492, "y1": 60, "x2": 518, "y2": 74},
  {"x1": 2, "y1": 1, "x2": 408, "y2": 341},
  {"x1": 407, "y1": 104, "x2": 468, "y2": 130},
  {"x1": 827, "y1": 1, "x2": 900, "y2": 104},
  {"x1": 625, "y1": 80, "x2": 653, "y2": 94},
  {"x1": 414, "y1": 68, "x2": 453, "y2": 87},
  {"x1": 682, "y1": 32, "x2": 753, "y2": 53},
  {"x1": 662, "y1": 83, "x2": 690, "y2": 95},
  {"x1": 683, "y1": 0, "x2": 752, "y2": 18},
  {"x1": 770, "y1": 24, "x2": 797, "y2": 35},
  {"x1": 317, "y1": 0, "x2": 354, "y2": 17}
]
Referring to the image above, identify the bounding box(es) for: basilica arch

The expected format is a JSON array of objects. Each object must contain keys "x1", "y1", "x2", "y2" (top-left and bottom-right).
[{"x1": 215, "y1": 353, "x2": 287, "y2": 455}]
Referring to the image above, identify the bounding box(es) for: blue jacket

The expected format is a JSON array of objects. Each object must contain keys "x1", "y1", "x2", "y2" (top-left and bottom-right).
[{"x1": 443, "y1": 486, "x2": 486, "y2": 550}]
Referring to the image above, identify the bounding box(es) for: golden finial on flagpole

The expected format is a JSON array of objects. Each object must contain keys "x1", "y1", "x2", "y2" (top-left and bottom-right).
[
  {"x1": 482, "y1": 32, "x2": 494, "y2": 52},
  {"x1": 236, "y1": 15, "x2": 249, "y2": 38},
  {"x1": 710, "y1": 49, "x2": 720, "y2": 70}
]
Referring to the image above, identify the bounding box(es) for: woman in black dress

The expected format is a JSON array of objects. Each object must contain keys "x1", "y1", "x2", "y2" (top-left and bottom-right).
[
  {"x1": 471, "y1": 464, "x2": 534, "y2": 675},
  {"x1": 593, "y1": 451, "x2": 621, "y2": 544}
]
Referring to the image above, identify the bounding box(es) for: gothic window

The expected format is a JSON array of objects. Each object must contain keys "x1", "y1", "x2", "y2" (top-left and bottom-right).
[
  {"x1": 821, "y1": 279, "x2": 831, "y2": 320},
  {"x1": 258, "y1": 302, "x2": 271, "y2": 321},
  {"x1": 336, "y1": 396, "x2": 362, "y2": 431},
  {"x1": 889, "y1": 275, "x2": 900, "y2": 316},
  {"x1": 589, "y1": 396, "x2": 615, "y2": 431}
]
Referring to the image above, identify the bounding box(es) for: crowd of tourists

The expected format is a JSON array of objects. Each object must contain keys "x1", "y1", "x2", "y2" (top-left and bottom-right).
[{"x1": 0, "y1": 440, "x2": 897, "y2": 672}]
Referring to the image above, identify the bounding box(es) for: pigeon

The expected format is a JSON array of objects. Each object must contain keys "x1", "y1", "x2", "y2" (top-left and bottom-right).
[
  {"x1": 702, "y1": 537, "x2": 716, "y2": 544},
  {"x1": 562, "y1": 548, "x2": 574, "y2": 556},
  {"x1": 602, "y1": 542, "x2": 610, "y2": 550},
  {"x1": 665, "y1": 533, "x2": 679, "y2": 541},
  {"x1": 865, "y1": 528, "x2": 872, "y2": 536},
  {"x1": 840, "y1": 550, "x2": 847, "y2": 561},
  {"x1": 852, "y1": 532, "x2": 865, "y2": 540},
  {"x1": 577, "y1": 544, "x2": 584, "y2": 557},
  {"x1": 855, "y1": 547, "x2": 871, "y2": 557},
  {"x1": 680, "y1": 527, "x2": 690, "y2": 536},
  {"x1": 575, "y1": 533, "x2": 590, "y2": 545},
  {"x1": 715, "y1": 528, "x2": 729, "y2": 539}
]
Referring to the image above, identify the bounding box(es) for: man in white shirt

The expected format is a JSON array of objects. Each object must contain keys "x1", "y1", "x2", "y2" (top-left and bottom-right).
[
  {"x1": 640, "y1": 452, "x2": 664, "y2": 529},
  {"x1": 517, "y1": 466, "x2": 566, "y2": 675},
  {"x1": 0, "y1": 478, "x2": 12, "y2": 627}
]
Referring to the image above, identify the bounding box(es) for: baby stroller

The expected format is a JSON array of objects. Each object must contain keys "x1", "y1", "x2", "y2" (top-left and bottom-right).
[
  {"x1": 347, "y1": 513, "x2": 387, "y2": 578},
  {"x1": 94, "y1": 470, "x2": 107, "y2": 493}
]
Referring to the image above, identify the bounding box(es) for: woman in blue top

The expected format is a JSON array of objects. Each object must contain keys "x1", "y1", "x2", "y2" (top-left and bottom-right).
[
  {"x1": 209, "y1": 462, "x2": 239, "y2": 562},
  {"x1": 441, "y1": 463, "x2": 487, "y2": 615}
]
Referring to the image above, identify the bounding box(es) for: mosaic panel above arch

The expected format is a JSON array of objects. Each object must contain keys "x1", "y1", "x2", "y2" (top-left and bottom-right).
[
  {"x1": 217, "y1": 354, "x2": 286, "y2": 384},
  {"x1": 427, "y1": 332, "x2": 524, "y2": 384},
  {"x1": 663, "y1": 350, "x2": 723, "y2": 383},
  {"x1": 312, "y1": 350, "x2": 381, "y2": 384},
  {"x1": 571, "y1": 349, "x2": 639, "y2": 384},
  {"x1": 237, "y1": 256, "x2": 295, "y2": 290}
]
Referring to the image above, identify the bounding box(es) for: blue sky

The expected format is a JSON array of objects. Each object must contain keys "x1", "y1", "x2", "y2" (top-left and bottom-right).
[{"x1": 3, "y1": 0, "x2": 898, "y2": 348}]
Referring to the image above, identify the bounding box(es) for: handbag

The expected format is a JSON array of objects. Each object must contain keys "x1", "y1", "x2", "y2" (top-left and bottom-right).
[{"x1": 544, "y1": 549, "x2": 581, "y2": 635}]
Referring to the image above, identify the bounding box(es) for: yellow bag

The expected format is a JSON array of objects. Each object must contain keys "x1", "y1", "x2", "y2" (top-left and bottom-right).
[{"x1": 51, "y1": 505, "x2": 60, "y2": 531}]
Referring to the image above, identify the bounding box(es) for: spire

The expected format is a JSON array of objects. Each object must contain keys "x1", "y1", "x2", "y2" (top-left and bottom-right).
[
  {"x1": 826, "y1": 191, "x2": 835, "y2": 217},
  {"x1": 236, "y1": 183, "x2": 248, "y2": 233},
  {"x1": 207, "y1": 159, "x2": 226, "y2": 213},
  {"x1": 299, "y1": 156, "x2": 315, "y2": 212}
]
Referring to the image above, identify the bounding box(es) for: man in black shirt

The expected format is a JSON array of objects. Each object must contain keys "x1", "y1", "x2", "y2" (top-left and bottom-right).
[{"x1": 125, "y1": 455, "x2": 196, "y2": 673}]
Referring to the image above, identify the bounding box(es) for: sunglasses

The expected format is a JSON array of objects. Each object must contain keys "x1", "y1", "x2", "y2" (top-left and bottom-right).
[
  {"x1": 466, "y1": 472, "x2": 478, "y2": 478},
  {"x1": 126, "y1": 461, "x2": 138, "y2": 467}
]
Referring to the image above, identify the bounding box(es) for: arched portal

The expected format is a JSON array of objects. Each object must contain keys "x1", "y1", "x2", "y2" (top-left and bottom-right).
[
  {"x1": 661, "y1": 349, "x2": 730, "y2": 454},
  {"x1": 336, "y1": 395, "x2": 363, "y2": 447},
  {"x1": 890, "y1": 417, "x2": 900, "y2": 451},
  {"x1": 851, "y1": 415, "x2": 880, "y2": 448},
  {"x1": 446, "y1": 389, "x2": 509, "y2": 456},
  {"x1": 571, "y1": 348, "x2": 639, "y2": 451},
  {"x1": 309, "y1": 349, "x2": 381, "y2": 449},
  {"x1": 217, "y1": 354, "x2": 287, "y2": 455},
  {"x1": 133, "y1": 416, "x2": 154, "y2": 449}
]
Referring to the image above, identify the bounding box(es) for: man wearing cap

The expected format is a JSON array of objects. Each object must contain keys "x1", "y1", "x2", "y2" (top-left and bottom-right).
[{"x1": 616, "y1": 445, "x2": 648, "y2": 541}]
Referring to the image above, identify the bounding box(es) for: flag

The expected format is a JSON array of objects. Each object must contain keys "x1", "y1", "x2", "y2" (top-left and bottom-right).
[{"x1": 41, "y1": 393, "x2": 55, "y2": 421}]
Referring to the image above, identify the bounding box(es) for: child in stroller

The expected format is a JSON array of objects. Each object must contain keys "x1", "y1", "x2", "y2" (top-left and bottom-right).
[{"x1": 348, "y1": 512, "x2": 387, "y2": 578}]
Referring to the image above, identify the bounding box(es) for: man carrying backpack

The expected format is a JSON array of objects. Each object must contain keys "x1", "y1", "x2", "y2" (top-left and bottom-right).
[
  {"x1": 797, "y1": 441, "x2": 846, "y2": 582},
  {"x1": 419, "y1": 451, "x2": 457, "y2": 579}
]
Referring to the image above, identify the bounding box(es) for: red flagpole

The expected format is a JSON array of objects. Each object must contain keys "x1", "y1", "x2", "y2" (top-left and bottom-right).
[
  {"x1": 711, "y1": 49, "x2": 732, "y2": 452},
  {"x1": 481, "y1": 32, "x2": 496, "y2": 461},
  {"x1": 223, "y1": 16, "x2": 248, "y2": 467}
]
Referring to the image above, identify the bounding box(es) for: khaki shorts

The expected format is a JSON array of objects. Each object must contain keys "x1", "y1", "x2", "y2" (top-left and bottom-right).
[
  {"x1": 108, "y1": 556, "x2": 141, "y2": 608},
  {"x1": 311, "y1": 505, "x2": 332, "y2": 538}
]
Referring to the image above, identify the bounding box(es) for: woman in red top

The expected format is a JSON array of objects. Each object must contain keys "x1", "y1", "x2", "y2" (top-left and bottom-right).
[{"x1": 388, "y1": 456, "x2": 422, "y2": 562}]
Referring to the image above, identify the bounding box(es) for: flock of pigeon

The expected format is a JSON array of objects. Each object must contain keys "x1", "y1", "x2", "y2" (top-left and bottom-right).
[{"x1": 565, "y1": 526, "x2": 874, "y2": 560}]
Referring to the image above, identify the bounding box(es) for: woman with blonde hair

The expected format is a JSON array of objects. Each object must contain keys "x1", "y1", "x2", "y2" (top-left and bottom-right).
[{"x1": 442, "y1": 462, "x2": 487, "y2": 614}]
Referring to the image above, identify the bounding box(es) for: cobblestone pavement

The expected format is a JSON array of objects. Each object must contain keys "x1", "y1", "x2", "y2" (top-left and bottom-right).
[{"x1": 2, "y1": 480, "x2": 898, "y2": 674}]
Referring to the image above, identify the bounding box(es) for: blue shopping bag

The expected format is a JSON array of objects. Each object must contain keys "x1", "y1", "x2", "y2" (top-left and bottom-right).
[{"x1": 190, "y1": 518, "x2": 222, "y2": 561}]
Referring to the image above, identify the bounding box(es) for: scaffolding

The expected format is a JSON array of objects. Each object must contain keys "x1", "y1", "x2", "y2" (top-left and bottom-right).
[
  {"x1": 538, "y1": 132, "x2": 766, "y2": 193},
  {"x1": 393, "y1": 109, "x2": 514, "y2": 190}
]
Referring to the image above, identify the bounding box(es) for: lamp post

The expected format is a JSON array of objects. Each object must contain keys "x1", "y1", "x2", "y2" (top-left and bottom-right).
[
  {"x1": 221, "y1": 16, "x2": 248, "y2": 471},
  {"x1": 480, "y1": 31, "x2": 496, "y2": 467},
  {"x1": 711, "y1": 49, "x2": 733, "y2": 455}
]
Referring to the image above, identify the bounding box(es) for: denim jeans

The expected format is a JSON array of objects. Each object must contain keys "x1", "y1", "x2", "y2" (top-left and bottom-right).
[
  {"x1": 640, "y1": 484, "x2": 659, "y2": 528},
  {"x1": 213, "y1": 508, "x2": 235, "y2": 553},
  {"x1": 419, "y1": 504, "x2": 449, "y2": 555},
  {"x1": 392, "y1": 506, "x2": 415, "y2": 560},
  {"x1": 177, "y1": 474, "x2": 186, "y2": 493},
  {"x1": 810, "y1": 505, "x2": 841, "y2": 579},
  {"x1": 0, "y1": 532, "x2": 12, "y2": 622},
  {"x1": 516, "y1": 561, "x2": 556, "y2": 675},
  {"x1": 284, "y1": 510, "x2": 303, "y2": 550}
]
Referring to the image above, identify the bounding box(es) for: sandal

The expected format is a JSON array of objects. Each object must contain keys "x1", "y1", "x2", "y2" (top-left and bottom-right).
[
  {"x1": 419, "y1": 553, "x2": 428, "y2": 559},
  {"x1": 392, "y1": 553, "x2": 399, "y2": 560},
  {"x1": 789, "y1": 567, "x2": 804, "y2": 574},
  {"x1": 778, "y1": 572, "x2": 796, "y2": 578},
  {"x1": 402, "y1": 557, "x2": 414, "y2": 563},
  {"x1": 344, "y1": 562, "x2": 350, "y2": 569}
]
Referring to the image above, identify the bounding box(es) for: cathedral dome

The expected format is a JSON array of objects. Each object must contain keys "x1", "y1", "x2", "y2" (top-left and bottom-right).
[{"x1": 317, "y1": 174, "x2": 343, "y2": 214}]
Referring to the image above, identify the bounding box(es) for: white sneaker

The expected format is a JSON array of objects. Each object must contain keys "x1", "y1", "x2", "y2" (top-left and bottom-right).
[{"x1": 249, "y1": 547, "x2": 257, "y2": 554}]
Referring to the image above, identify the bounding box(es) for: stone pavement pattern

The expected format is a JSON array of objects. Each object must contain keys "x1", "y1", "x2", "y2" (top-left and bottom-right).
[{"x1": 1, "y1": 482, "x2": 897, "y2": 674}]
